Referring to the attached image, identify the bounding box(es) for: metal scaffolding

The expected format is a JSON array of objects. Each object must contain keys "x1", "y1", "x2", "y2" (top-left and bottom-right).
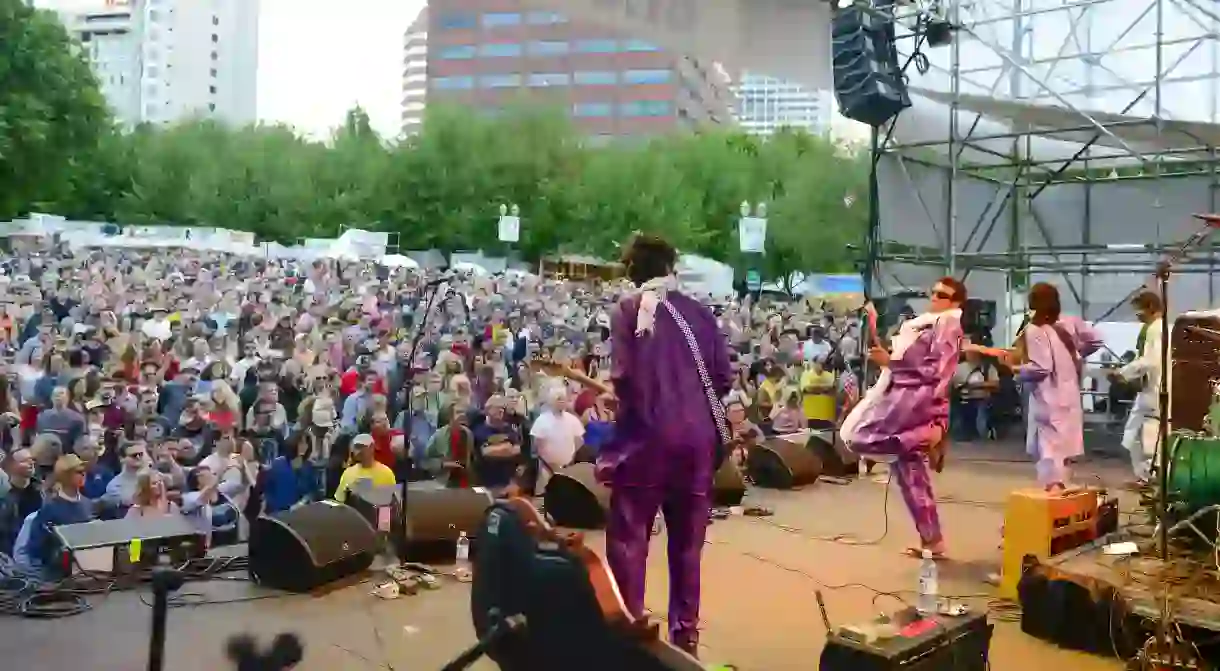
[{"x1": 866, "y1": 0, "x2": 1220, "y2": 330}]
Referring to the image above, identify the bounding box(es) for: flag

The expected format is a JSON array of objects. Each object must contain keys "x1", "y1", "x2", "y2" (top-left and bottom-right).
[{"x1": 841, "y1": 370, "x2": 860, "y2": 408}]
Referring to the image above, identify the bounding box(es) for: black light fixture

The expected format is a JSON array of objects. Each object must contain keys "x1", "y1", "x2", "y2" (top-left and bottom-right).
[{"x1": 923, "y1": 0, "x2": 954, "y2": 46}]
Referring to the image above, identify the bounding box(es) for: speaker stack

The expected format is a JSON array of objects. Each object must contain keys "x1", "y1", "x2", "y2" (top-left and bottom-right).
[{"x1": 832, "y1": 2, "x2": 911, "y2": 127}]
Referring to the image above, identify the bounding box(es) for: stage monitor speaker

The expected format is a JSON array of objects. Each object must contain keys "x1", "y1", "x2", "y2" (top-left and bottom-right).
[
  {"x1": 748, "y1": 437, "x2": 823, "y2": 489},
  {"x1": 712, "y1": 460, "x2": 747, "y2": 507},
  {"x1": 545, "y1": 463, "x2": 611, "y2": 530},
  {"x1": 831, "y1": 5, "x2": 910, "y2": 127},
  {"x1": 807, "y1": 431, "x2": 859, "y2": 478},
  {"x1": 248, "y1": 501, "x2": 376, "y2": 593},
  {"x1": 399, "y1": 483, "x2": 495, "y2": 563}
]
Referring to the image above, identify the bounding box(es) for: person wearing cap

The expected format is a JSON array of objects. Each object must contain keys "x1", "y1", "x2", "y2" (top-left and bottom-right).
[
  {"x1": 334, "y1": 433, "x2": 395, "y2": 503},
  {"x1": 27, "y1": 454, "x2": 94, "y2": 575}
]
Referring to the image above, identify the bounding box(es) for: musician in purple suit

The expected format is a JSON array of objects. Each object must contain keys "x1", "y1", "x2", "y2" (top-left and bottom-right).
[
  {"x1": 596, "y1": 234, "x2": 731, "y2": 656},
  {"x1": 1006, "y1": 283, "x2": 1103, "y2": 490},
  {"x1": 840, "y1": 277, "x2": 966, "y2": 559}
]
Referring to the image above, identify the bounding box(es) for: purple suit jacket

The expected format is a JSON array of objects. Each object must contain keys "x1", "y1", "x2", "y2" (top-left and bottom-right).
[{"x1": 596, "y1": 291, "x2": 732, "y2": 489}]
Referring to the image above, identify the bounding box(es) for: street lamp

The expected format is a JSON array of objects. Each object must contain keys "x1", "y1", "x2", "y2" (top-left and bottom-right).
[{"x1": 738, "y1": 201, "x2": 769, "y2": 295}]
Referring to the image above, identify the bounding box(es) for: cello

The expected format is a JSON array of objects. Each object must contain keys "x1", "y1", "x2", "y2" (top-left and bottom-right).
[{"x1": 470, "y1": 495, "x2": 705, "y2": 671}]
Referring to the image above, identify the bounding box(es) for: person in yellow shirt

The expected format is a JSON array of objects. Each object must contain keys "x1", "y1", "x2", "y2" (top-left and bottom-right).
[
  {"x1": 334, "y1": 434, "x2": 396, "y2": 503},
  {"x1": 800, "y1": 359, "x2": 837, "y2": 429}
]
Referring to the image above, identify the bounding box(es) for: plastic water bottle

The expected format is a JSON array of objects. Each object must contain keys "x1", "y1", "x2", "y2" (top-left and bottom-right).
[
  {"x1": 455, "y1": 531, "x2": 471, "y2": 572},
  {"x1": 917, "y1": 550, "x2": 939, "y2": 614}
]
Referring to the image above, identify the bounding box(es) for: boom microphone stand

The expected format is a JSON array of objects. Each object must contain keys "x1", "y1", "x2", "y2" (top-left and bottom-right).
[
  {"x1": 147, "y1": 568, "x2": 184, "y2": 671},
  {"x1": 395, "y1": 276, "x2": 469, "y2": 557}
]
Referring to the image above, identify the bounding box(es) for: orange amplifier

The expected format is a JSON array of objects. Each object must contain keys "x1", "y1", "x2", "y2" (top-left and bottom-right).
[{"x1": 998, "y1": 487, "x2": 1101, "y2": 600}]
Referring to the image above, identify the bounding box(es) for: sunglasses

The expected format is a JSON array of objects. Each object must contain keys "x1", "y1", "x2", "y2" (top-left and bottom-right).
[
  {"x1": 127, "y1": 452, "x2": 145, "y2": 459},
  {"x1": 931, "y1": 290, "x2": 955, "y2": 301}
]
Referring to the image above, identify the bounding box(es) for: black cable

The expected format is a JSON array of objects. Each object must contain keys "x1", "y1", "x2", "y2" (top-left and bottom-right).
[{"x1": 0, "y1": 553, "x2": 263, "y2": 619}]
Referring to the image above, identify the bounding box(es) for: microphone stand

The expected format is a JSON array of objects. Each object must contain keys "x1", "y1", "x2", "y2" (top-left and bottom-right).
[
  {"x1": 395, "y1": 278, "x2": 466, "y2": 559},
  {"x1": 147, "y1": 568, "x2": 184, "y2": 671},
  {"x1": 440, "y1": 613, "x2": 527, "y2": 671}
]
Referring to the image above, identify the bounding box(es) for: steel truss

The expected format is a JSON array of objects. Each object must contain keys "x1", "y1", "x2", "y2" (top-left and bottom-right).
[{"x1": 864, "y1": 0, "x2": 1220, "y2": 328}]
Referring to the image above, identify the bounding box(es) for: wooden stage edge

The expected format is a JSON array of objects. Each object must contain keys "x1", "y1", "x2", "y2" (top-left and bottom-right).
[{"x1": 1048, "y1": 531, "x2": 1220, "y2": 631}]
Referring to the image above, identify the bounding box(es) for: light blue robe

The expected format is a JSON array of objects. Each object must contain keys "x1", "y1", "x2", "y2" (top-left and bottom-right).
[{"x1": 1018, "y1": 317, "x2": 1103, "y2": 485}]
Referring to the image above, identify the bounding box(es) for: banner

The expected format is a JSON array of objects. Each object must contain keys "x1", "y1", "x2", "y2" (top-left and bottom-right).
[
  {"x1": 738, "y1": 216, "x2": 767, "y2": 253},
  {"x1": 498, "y1": 215, "x2": 521, "y2": 243}
]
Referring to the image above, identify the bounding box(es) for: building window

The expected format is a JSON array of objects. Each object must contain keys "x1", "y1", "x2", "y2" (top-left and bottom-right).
[
  {"x1": 438, "y1": 45, "x2": 476, "y2": 59},
  {"x1": 209, "y1": 85, "x2": 217, "y2": 94},
  {"x1": 527, "y1": 72, "x2": 569, "y2": 87},
  {"x1": 623, "y1": 69, "x2": 672, "y2": 85},
  {"x1": 526, "y1": 11, "x2": 566, "y2": 25},
  {"x1": 573, "y1": 103, "x2": 612, "y2": 117},
  {"x1": 622, "y1": 39, "x2": 659, "y2": 52},
  {"x1": 211, "y1": 33, "x2": 218, "y2": 43},
  {"x1": 480, "y1": 43, "x2": 521, "y2": 58},
  {"x1": 432, "y1": 76, "x2": 474, "y2": 90},
  {"x1": 436, "y1": 12, "x2": 477, "y2": 30},
  {"x1": 145, "y1": 104, "x2": 157, "y2": 118},
  {"x1": 208, "y1": 103, "x2": 216, "y2": 112},
  {"x1": 211, "y1": 51, "x2": 218, "y2": 60},
  {"x1": 149, "y1": 9, "x2": 160, "y2": 21},
  {"x1": 480, "y1": 74, "x2": 521, "y2": 88},
  {"x1": 147, "y1": 65, "x2": 159, "y2": 78},
  {"x1": 482, "y1": 12, "x2": 521, "y2": 28},
  {"x1": 528, "y1": 41, "x2": 568, "y2": 56},
  {"x1": 212, "y1": 16, "x2": 219, "y2": 25},
  {"x1": 574, "y1": 70, "x2": 616, "y2": 85},
  {"x1": 621, "y1": 101, "x2": 671, "y2": 117},
  {"x1": 574, "y1": 39, "x2": 617, "y2": 53},
  {"x1": 210, "y1": 68, "x2": 217, "y2": 77}
]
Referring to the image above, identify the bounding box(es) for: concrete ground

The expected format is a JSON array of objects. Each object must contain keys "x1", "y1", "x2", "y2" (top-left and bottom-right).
[{"x1": 0, "y1": 442, "x2": 1136, "y2": 671}]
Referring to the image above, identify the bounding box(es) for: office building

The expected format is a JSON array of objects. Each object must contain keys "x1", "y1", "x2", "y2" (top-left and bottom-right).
[
  {"x1": 45, "y1": 0, "x2": 259, "y2": 127},
  {"x1": 734, "y1": 72, "x2": 833, "y2": 137},
  {"x1": 402, "y1": 6, "x2": 429, "y2": 136},
  {"x1": 422, "y1": 1, "x2": 732, "y2": 141}
]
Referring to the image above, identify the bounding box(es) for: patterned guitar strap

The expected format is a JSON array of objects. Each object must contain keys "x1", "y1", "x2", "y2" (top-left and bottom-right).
[{"x1": 660, "y1": 300, "x2": 732, "y2": 462}]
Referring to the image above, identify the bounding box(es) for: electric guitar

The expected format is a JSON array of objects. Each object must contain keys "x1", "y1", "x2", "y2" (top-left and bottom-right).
[{"x1": 528, "y1": 357, "x2": 615, "y2": 397}]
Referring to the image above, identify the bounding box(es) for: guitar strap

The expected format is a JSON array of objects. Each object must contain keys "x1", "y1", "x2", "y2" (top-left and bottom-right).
[{"x1": 660, "y1": 299, "x2": 731, "y2": 469}]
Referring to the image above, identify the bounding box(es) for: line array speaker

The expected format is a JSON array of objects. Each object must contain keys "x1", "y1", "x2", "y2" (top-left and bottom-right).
[{"x1": 832, "y1": 5, "x2": 911, "y2": 127}]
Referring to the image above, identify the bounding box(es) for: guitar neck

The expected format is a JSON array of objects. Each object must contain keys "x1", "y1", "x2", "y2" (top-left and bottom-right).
[{"x1": 562, "y1": 368, "x2": 613, "y2": 396}]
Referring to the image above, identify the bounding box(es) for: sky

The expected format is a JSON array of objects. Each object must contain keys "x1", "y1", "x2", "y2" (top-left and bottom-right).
[{"x1": 257, "y1": 0, "x2": 425, "y2": 139}]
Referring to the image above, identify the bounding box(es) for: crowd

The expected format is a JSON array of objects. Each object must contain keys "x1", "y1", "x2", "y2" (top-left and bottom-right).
[{"x1": 0, "y1": 244, "x2": 874, "y2": 578}]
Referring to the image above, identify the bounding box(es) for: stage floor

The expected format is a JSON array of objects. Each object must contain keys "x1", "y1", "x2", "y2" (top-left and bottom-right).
[{"x1": 2, "y1": 442, "x2": 1137, "y2": 671}]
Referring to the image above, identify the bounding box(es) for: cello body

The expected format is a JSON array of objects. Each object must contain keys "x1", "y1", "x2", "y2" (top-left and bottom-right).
[{"x1": 470, "y1": 497, "x2": 704, "y2": 671}]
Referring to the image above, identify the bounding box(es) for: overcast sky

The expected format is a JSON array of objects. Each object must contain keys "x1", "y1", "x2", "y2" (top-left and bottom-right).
[{"x1": 257, "y1": 0, "x2": 424, "y2": 139}]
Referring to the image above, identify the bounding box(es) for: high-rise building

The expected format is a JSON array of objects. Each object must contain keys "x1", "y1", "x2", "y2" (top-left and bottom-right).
[
  {"x1": 401, "y1": 6, "x2": 429, "y2": 136},
  {"x1": 43, "y1": 0, "x2": 259, "y2": 127},
  {"x1": 734, "y1": 72, "x2": 833, "y2": 137},
  {"x1": 419, "y1": 1, "x2": 732, "y2": 142}
]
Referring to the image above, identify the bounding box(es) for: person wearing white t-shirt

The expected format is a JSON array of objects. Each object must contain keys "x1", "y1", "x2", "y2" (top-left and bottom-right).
[{"x1": 531, "y1": 385, "x2": 585, "y2": 494}]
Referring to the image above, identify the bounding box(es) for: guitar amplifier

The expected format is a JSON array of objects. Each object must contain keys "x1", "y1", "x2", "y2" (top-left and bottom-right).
[
  {"x1": 999, "y1": 488, "x2": 1102, "y2": 600},
  {"x1": 820, "y1": 609, "x2": 992, "y2": 671}
]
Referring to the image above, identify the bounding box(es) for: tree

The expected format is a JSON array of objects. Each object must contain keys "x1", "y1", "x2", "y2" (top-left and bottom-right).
[{"x1": 0, "y1": 0, "x2": 114, "y2": 219}]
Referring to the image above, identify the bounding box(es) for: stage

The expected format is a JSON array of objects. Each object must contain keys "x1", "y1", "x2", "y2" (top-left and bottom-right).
[{"x1": 1, "y1": 441, "x2": 1136, "y2": 671}]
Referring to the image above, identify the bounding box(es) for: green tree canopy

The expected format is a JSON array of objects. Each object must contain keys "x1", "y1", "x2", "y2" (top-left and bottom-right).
[
  {"x1": 0, "y1": 0, "x2": 114, "y2": 219},
  {"x1": 2, "y1": 12, "x2": 870, "y2": 284}
]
